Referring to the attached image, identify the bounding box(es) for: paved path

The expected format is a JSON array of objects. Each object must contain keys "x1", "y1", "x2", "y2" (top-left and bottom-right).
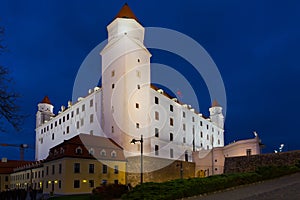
[{"x1": 186, "y1": 173, "x2": 300, "y2": 200}]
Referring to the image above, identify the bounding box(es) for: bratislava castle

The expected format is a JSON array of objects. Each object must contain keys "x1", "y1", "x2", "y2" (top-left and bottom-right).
[{"x1": 35, "y1": 4, "x2": 224, "y2": 162}]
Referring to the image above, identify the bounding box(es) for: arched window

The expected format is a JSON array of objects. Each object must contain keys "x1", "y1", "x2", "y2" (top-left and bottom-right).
[
  {"x1": 75, "y1": 146, "x2": 82, "y2": 155},
  {"x1": 100, "y1": 149, "x2": 106, "y2": 156},
  {"x1": 111, "y1": 150, "x2": 117, "y2": 158}
]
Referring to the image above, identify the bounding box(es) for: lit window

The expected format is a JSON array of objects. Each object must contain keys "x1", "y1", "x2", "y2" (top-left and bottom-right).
[
  {"x1": 155, "y1": 111, "x2": 159, "y2": 120},
  {"x1": 155, "y1": 145, "x2": 159, "y2": 156},
  {"x1": 155, "y1": 128, "x2": 159, "y2": 137},
  {"x1": 155, "y1": 97, "x2": 159, "y2": 104}
]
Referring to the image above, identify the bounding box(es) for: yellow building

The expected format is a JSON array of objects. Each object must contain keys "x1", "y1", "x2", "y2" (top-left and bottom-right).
[{"x1": 42, "y1": 134, "x2": 126, "y2": 195}]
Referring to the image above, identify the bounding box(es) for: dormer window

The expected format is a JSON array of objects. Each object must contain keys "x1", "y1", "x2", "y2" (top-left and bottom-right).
[
  {"x1": 54, "y1": 149, "x2": 58, "y2": 156},
  {"x1": 111, "y1": 150, "x2": 117, "y2": 158},
  {"x1": 60, "y1": 147, "x2": 64, "y2": 154},
  {"x1": 75, "y1": 146, "x2": 83, "y2": 155},
  {"x1": 89, "y1": 148, "x2": 94, "y2": 156},
  {"x1": 101, "y1": 149, "x2": 106, "y2": 156}
]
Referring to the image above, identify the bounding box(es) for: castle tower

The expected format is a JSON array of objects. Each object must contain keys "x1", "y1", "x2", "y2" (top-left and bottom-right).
[
  {"x1": 36, "y1": 96, "x2": 54, "y2": 127},
  {"x1": 209, "y1": 100, "x2": 224, "y2": 129},
  {"x1": 100, "y1": 4, "x2": 152, "y2": 154}
]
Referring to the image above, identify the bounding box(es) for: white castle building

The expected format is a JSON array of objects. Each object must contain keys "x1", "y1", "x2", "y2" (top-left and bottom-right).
[{"x1": 35, "y1": 4, "x2": 225, "y2": 162}]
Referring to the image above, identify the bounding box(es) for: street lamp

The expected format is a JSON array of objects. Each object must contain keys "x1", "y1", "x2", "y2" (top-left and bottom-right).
[{"x1": 130, "y1": 135, "x2": 143, "y2": 184}]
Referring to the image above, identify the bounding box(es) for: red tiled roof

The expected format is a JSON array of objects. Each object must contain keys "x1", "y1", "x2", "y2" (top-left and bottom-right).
[
  {"x1": 40, "y1": 96, "x2": 52, "y2": 104},
  {"x1": 0, "y1": 160, "x2": 33, "y2": 174},
  {"x1": 115, "y1": 3, "x2": 139, "y2": 22}
]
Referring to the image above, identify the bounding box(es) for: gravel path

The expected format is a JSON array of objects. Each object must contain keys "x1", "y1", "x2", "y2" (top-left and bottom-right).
[{"x1": 186, "y1": 173, "x2": 300, "y2": 200}]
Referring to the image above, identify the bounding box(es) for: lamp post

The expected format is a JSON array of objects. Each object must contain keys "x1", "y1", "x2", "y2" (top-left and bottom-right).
[{"x1": 130, "y1": 135, "x2": 143, "y2": 184}]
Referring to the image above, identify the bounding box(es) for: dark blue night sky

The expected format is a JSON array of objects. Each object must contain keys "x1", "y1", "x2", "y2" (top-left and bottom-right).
[{"x1": 0, "y1": 0, "x2": 299, "y2": 160}]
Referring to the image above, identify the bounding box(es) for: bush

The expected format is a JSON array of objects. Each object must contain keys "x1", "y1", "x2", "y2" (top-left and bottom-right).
[
  {"x1": 91, "y1": 184, "x2": 128, "y2": 200},
  {"x1": 122, "y1": 165, "x2": 300, "y2": 200}
]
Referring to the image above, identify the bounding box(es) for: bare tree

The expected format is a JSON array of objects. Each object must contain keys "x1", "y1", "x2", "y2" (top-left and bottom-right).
[{"x1": 0, "y1": 26, "x2": 23, "y2": 131}]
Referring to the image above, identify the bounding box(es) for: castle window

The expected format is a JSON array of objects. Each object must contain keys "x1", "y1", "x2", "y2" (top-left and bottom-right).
[
  {"x1": 155, "y1": 145, "x2": 159, "y2": 156},
  {"x1": 155, "y1": 96, "x2": 159, "y2": 104},
  {"x1": 207, "y1": 125, "x2": 209, "y2": 130},
  {"x1": 111, "y1": 150, "x2": 117, "y2": 157},
  {"x1": 207, "y1": 134, "x2": 209, "y2": 140},
  {"x1": 102, "y1": 164, "x2": 108, "y2": 174},
  {"x1": 136, "y1": 103, "x2": 139, "y2": 109},
  {"x1": 200, "y1": 143, "x2": 203, "y2": 147},
  {"x1": 51, "y1": 123, "x2": 53, "y2": 129},
  {"x1": 40, "y1": 138, "x2": 43, "y2": 144},
  {"x1": 155, "y1": 111, "x2": 159, "y2": 120},
  {"x1": 246, "y1": 149, "x2": 252, "y2": 156},
  {"x1": 170, "y1": 105, "x2": 173, "y2": 112},
  {"x1": 90, "y1": 130, "x2": 94, "y2": 135},
  {"x1": 81, "y1": 118, "x2": 84, "y2": 126},
  {"x1": 66, "y1": 126, "x2": 69, "y2": 134},
  {"x1": 111, "y1": 70, "x2": 115, "y2": 77},
  {"x1": 170, "y1": 148, "x2": 174, "y2": 158},
  {"x1": 218, "y1": 139, "x2": 220, "y2": 145},
  {"x1": 59, "y1": 119, "x2": 61, "y2": 125},
  {"x1": 170, "y1": 133, "x2": 173, "y2": 141},
  {"x1": 112, "y1": 84, "x2": 115, "y2": 89},
  {"x1": 76, "y1": 121, "x2": 80, "y2": 129},
  {"x1": 114, "y1": 165, "x2": 119, "y2": 174},
  {"x1": 192, "y1": 117, "x2": 195, "y2": 122},
  {"x1": 89, "y1": 164, "x2": 94, "y2": 173},
  {"x1": 170, "y1": 118, "x2": 174, "y2": 126},
  {"x1": 90, "y1": 114, "x2": 94, "y2": 123},
  {"x1": 101, "y1": 149, "x2": 106, "y2": 156},
  {"x1": 136, "y1": 123, "x2": 139, "y2": 129},
  {"x1": 183, "y1": 137, "x2": 186, "y2": 143},
  {"x1": 183, "y1": 123, "x2": 186, "y2": 131},
  {"x1": 75, "y1": 147, "x2": 82, "y2": 155},
  {"x1": 67, "y1": 114, "x2": 69, "y2": 120},
  {"x1": 52, "y1": 133, "x2": 54, "y2": 140},
  {"x1": 207, "y1": 145, "x2": 209, "y2": 150},
  {"x1": 63, "y1": 116, "x2": 65, "y2": 122},
  {"x1": 82, "y1": 104, "x2": 85, "y2": 112},
  {"x1": 90, "y1": 99, "x2": 93, "y2": 107},
  {"x1": 73, "y1": 180, "x2": 80, "y2": 188},
  {"x1": 47, "y1": 126, "x2": 49, "y2": 131},
  {"x1": 136, "y1": 70, "x2": 141, "y2": 78},
  {"x1": 76, "y1": 108, "x2": 79, "y2": 115},
  {"x1": 137, "y1": 58, "x2": 140, "y2": 63},
  {"x1": 155, "y1": 128, "x2": 159, "y2": 137},
  {"x1": 212, "y1": 127, "x2": 214, "y2": 132},
  {"x1": 183, "y1": 111, "x2": 186, "y2": 118},
  {"x1": 71, "y1": 111, "x2": 74, "y2": 117},
  {"x1": 200, "y1": 121, "x2": 203, "y2": 126},
  {"x1": 60, "y1": 147, "x2": 64, "y2": 154},
  {"x1": 41, "y1": 129, "x2": 43, "y2": 134},
  {"x1": 89, "y1": 148, "x2": 94, "y2": 156},
  {"x1": 137, "y1": 84, "x2": 140, "y2": 89},
  {"x1": 200, "y1": 131, "x2": 203, "y2": 138}
]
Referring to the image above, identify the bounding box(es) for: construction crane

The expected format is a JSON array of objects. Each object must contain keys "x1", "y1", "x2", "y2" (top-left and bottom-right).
[{"x1": 0, "y1": 143, "x2": 32, "y2": 160}]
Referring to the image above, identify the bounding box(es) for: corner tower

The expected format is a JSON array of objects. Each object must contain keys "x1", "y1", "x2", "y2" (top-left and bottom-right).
[
  {"x1": 36, "y1": 96, "x2": 54, "y2": 127},
  {"x1": 209, "y1": 100, "x2": 224, "y2": 129},
  {"x1": 100, "y1": 4, "x2": 152, "y2": 154}
]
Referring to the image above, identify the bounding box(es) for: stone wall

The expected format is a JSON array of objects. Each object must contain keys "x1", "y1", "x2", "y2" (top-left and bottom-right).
[
  {"x1": 126, "y1": 156, "x2": 195, "y2": 186},
  {"x1": 224, "y1": 150, "x2": 300, "y2": 174}
]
